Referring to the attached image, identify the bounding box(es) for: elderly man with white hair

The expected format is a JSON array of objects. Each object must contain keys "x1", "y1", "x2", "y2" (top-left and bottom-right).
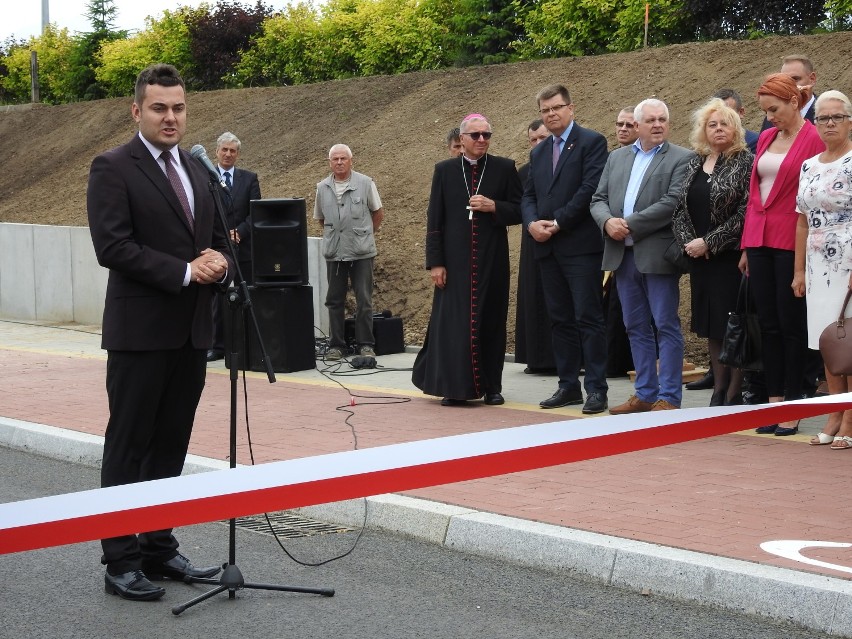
[
  {"x1": 591, "y1": 98, "x2": 696, "y2": 413},
  {"x1": 314, "y1": 143, "x2": 384, "y2": 360},
  {"x1": 413, "y1": 113, "x2": 522, "y2": 406}
]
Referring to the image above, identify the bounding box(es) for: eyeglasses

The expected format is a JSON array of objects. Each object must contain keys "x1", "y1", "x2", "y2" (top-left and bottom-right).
[
  {"x1": 616, "y1": 121, "x2": 635, "y2": 128},
  {"x1": 539, "y1": 104, "x2": 568, "y2": 115},
  {"x1": 815, "y1": 114, "x2": 850, "y2": 125},
  {"x1": 462, "y1": 131, "x2": 492, "y2": 140}
]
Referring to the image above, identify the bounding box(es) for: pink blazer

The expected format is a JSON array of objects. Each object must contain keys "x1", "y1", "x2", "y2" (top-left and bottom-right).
[{"x1": 740, "y1": 121, "x2": 824, "y2": 250}]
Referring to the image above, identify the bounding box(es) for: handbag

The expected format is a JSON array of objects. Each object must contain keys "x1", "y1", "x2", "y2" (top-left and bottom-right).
[
  {"x1": 663, "y1": 239, "x2": 690, "y2": 274},
  {"x1": 819, "y1": 289, "x2": 852, "y2": 376},
  {"x1": 718, "y1": 274, "x2": 762, "y2": 371}
]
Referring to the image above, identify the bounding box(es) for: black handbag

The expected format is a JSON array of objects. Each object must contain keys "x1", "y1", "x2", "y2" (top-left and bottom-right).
[
  {"x1": 819, "y1": 289, "x2": 852, "y2": 376},
  {"x1": 719, "y1": 274, "x2": 762, "y2": 371},
  {"x1": 663, "y1": 239, "x2": 690, "y2": 274}
]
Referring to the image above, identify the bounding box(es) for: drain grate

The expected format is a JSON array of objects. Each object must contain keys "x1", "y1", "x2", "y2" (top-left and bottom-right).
[{"x1": 225, "y1": 511, "x2": 354, "y2": 538}]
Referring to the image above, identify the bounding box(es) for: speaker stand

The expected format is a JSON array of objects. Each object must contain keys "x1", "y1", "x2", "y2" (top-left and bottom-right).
[{"x1": 172, "y1": 178, "x2": 334, "y2": 614}]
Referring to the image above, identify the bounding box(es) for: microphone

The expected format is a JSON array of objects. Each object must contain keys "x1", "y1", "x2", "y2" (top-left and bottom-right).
[{"x1": 190, "y1": 144, "x2": 228, "y2": 190}]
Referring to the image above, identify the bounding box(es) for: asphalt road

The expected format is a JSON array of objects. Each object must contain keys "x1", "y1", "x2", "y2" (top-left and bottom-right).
[{"x1": 0, "y1": 446, "x2": 833, "y2": 639}]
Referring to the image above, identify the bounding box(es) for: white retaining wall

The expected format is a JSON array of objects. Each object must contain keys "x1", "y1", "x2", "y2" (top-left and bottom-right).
[{"x1": 0, "y1": 223, "x2": 329, "y2": 333}]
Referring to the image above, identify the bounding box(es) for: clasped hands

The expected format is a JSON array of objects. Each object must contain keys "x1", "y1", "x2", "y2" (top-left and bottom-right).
[
  {"x1": 684, "y1": 237, "x2": 709, "y2": 259},
  {"x1": 604, "y1": 217, "x2": 630, "y2": 241},
  {"x1": 528, "y1": 219, "x2": 559, "y2": 242},
  {"x1": 190, "y1": 248, "x2": 228, "y2": 284}
]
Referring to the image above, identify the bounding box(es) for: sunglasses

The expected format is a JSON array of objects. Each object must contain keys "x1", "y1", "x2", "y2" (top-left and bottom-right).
[{"x1": 462, "y1": 131, "x2": 492, "y2": 140}]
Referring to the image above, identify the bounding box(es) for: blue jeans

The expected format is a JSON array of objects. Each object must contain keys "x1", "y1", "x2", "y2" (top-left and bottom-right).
[{"x1": 616, "y1": 249, "x2": 683, "y2": 405}]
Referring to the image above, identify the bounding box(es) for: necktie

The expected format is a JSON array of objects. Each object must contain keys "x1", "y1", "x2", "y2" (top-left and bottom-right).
[
  {"x1": 161, "y1": 151, "x2": 194, "y2": 231},
  {"x1": 552, "y1": 137, "x2": 562, "y2": 173},
  {"x1": 224, "y1": 171, "x2": 232, "y2": 189}
]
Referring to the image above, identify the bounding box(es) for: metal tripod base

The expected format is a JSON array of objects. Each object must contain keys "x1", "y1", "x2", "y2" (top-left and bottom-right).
[{"x1": 172, "y1": 563, "x2": 335, "y2": 615}]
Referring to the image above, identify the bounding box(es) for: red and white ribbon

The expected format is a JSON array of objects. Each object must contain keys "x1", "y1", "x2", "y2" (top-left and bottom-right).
[{"x1": 1, "y1": 396, "x2": 850, "y2": 555}]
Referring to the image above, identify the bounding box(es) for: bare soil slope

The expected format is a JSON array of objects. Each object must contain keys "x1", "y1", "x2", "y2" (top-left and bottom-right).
[{"x1": 3, "y1": 32, "x2": 851, "y2": 361}]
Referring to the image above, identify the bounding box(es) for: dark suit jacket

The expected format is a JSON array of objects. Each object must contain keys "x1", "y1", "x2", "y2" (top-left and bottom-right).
[
  {"x1": 745, "y1": 129, "x2": 759, "y2": 154},
  {"x1": 87, "y1": 134, "x2": 234, "y2": 351},
  {"x1": 221, "y1": 166, "x2": 261, "y2": 263},
  {"x1": 520, "y1": 123, "x2": 608, "y2": 258},
  {"x1": 590, "y1": 141, "x2": 695, "y2": 274}
]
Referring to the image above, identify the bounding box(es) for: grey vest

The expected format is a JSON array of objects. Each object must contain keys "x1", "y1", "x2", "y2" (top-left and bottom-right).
[{"x1": 316, "y1": 171, "x2": 377, "y2": 261}]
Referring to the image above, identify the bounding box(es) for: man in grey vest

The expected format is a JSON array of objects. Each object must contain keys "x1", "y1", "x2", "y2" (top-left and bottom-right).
[{"x1": 314, "y1": 144, "x2": 384, "y2": 360}]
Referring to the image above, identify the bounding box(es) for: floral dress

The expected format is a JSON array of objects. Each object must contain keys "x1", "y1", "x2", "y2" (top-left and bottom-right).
[{"x1": 796, "y1": 149, "x2": 852, "y2": 348}]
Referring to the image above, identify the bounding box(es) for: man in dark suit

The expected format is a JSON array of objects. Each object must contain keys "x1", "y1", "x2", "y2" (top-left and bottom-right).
[
  {"x1": 87, "y1": 63, "x2": 233, "y2": 601},
  {"x1": 515, "y1": 118, "x2": 556, "y2": 375},
  {"x1": 520, "y1": 84, "x2": 609, "y2": 414},
  {"x1": 591, "y1": 99, "x2": 695, "y2": 414},
  {"x1": 760, "y1": 54, "x2": 818, "y2": 131},
  {"x1": 714, "y1": 89, "x2": 759, "y2": 153},
  {"x1": 207, "y1": 131, "x2": 262, "y2": 362}
]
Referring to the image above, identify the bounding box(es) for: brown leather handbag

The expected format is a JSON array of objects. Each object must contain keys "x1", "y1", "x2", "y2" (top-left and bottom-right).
[{"x1": 819, "y1": 289, "x2": 852, "y2": 376}]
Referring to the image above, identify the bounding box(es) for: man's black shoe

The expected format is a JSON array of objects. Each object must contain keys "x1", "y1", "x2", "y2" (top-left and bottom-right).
[
  {"x1": 685, "y1": 370, "x2": 714, "y2": 390},
  {"x1": 539, "y1": 388, "x2": 583, "y2": 409},
  {"x1": 483, "y1": 393, "x2": 505, "y2": 405},
  {"x1": 143, "y1": 553, "x2": 221, "y2": 581},
  {"x1": 581, "y1": 393, "x2": 608, "y2": 414},
  {"x1": 206, "y1": 349, "x2": 224, "y2": 362},
  {"x1": 104, "y1": 570, "x2": 165, "y2": 601}
]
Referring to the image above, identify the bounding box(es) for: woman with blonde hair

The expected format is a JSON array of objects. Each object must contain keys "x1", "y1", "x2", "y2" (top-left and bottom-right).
[
  {"x1": 739, "y1": 73, "x2": 825, "y2": 436},
  {"x1": 793, "y1": 90, "x2": 852, "y2": 448},
  {"x1": 673, "y1": 98, "x2": 753, "y2": 406}
]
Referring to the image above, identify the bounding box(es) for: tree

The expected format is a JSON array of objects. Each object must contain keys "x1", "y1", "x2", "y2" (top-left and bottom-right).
[
  {"x1": 96, "y1": 7, "x2": 203, "y2": 97},
  {"x1": 0, "y1": 36, "x2": 27, "y2": 104},
  {"x1": 447, "y1": 0, "x2": 530, "y2": 66},
  {"x1": 0, "y1": 26, "x2": 78, "y2": 104},
  {"x1": 84, "y1": 0, "x2": 120, "y2": 32},
  {"x1": 66, "y1": 1, "x2": 128, "y2": 101},
  {"x1": 353, "y1": 0, "x2": 454, "y2": 75},
  {"x1": 187, "y1": 1, "x2": 272, "y2": 90},
  {"x1": 231, "y1": 3, "x2": 338, "y2": 86},
  {"x1": 685, "y1": 0, "x2": 827, "y2": 39}
]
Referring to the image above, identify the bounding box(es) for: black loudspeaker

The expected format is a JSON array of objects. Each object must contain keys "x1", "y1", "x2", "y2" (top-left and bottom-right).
[
  {"x1": 251, "y1": 198, "x2": 309, "y2": 287},
  {"x1": 226, "y1": 286, "x2": 316, "y2": 373},
  {"x1": 344, "y1": 312, "x2": 405, "y2": 355}
]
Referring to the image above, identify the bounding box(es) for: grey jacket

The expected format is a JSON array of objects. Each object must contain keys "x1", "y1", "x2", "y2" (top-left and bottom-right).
[
  {"x1": 590, "y1": 141, "x2": 695, "y2": 274},
  {"x1": 315, "y1": 170, "x2": 378, "y2": 261}
]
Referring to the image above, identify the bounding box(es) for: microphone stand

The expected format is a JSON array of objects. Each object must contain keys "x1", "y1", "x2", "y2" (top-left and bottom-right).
[{"x1": 172, "y1": 174, "x2": 334, "y2": 615}]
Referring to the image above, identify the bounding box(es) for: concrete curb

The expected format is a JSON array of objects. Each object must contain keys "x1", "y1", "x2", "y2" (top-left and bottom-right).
[{"x1": 2, "y1": 416, "x2": 851, "y2": 636}]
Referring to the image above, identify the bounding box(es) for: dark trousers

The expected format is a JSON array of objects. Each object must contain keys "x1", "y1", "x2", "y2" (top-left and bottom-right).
[
  {"x1": 538, "y1": 251, "x2": 608, "y2": 395},
  {"x1": 100, "y1": 342, "x2": 207, "y2": 574},
  {"x1": 746, "y1": 247, "x2": 807, "y2": 399},
  {"x1": 326, "y1": 258, "x2": 374, "y2": 349}
]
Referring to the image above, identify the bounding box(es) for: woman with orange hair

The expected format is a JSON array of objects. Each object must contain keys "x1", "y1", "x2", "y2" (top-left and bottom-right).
[{"x1": 739, "y1": 73, "x2": 825, "y2": 435}]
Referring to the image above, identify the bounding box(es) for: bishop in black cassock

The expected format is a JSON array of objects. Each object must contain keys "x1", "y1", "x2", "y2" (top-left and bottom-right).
[{"x1": 412, "y1": 115, "x2": 522, "y2": 405}]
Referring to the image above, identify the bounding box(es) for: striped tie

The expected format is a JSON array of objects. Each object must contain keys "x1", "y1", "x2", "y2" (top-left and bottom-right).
[{"x1": 161, "y1": 151, "x2": 194, "y2": 231}]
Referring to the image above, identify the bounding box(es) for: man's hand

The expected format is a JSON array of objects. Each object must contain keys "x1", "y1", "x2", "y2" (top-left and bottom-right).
[
  {"x1": 430, "y1": 266, "x2": 447, "y2": 289},
  {"x1": 190, "y1": 248, "x2": 227, "y2": 284},
  {"x1": 604, "y1": 217, "x2": 630, "y2": 241},
  {"x1": 229, "y1": 229, "x2": 241, "y2": 243},
  {"x1": 468, "y1": 194, "x2": 496, "y2": 214},
  {"x1": 528, "y1": 220, "x2": 558, "y2": 243}
]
